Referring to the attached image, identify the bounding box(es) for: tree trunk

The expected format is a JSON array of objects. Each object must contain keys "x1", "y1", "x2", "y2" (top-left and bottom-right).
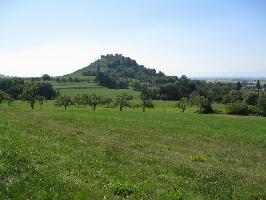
[{"x1": 31, "y1": 102, "x2": 34, "y2": 109}]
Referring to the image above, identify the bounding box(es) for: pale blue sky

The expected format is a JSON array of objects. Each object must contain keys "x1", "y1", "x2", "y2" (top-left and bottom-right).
[{"x1": 0, "y1": 0, "x2": 265, "y2": 77}]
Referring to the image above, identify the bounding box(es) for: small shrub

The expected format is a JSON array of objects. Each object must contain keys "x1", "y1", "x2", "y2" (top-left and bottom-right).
[
  {"x1": 111, "y1": 182, "x2": 136, "y2": 197},
  {"x1": 197, "y1": 98, "x2": 214, "y2": 114}
]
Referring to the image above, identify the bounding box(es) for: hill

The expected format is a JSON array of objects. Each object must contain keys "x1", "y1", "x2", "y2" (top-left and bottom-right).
[
  {"x1": 71, "y1": 54, "x2": 177, "y2": 83},
  {"x1": 0, "y1": 74, "x2": 6, "y2": 78}
]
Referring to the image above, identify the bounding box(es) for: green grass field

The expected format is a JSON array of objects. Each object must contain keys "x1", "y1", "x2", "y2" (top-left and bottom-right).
[
  {"x1": 0, "y1": 101, "x2": 265, "y2": 199},
  {"x1": 53, "y1": 82, "x2": 141, "y2": 98}
]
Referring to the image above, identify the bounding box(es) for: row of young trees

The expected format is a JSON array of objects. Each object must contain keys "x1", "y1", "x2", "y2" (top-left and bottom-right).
[{"x1": 55, "y1": 94, "x2": 154, "y2": 112}]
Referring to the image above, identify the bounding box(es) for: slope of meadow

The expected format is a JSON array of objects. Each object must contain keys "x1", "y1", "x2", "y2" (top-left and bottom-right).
[
  {"x1": 53, "y1": 82, "x2": 141, "y2": 97},
  {"x1": 0, "y1": 102, "x2": 265, "y2": 199}
]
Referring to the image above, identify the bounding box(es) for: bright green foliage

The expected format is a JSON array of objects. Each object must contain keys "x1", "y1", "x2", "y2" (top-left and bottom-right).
[
  {"x1": 81, "y1": 94, "x2": 91, "y2": 106},
  {"x1": 222, "y1": 90, "x2": 243, "y2": 104},
  {"x1": 135, "y1": 99, "x2": 154, "y2": 112},
  {"x1": 190, "y1": 95, "x2": 205, "y2": 107},
  {"x1": 198, "y1": 98, "x2": 214, "y2": 114},
  {"x1": 258, "y1": 93, "x2": 266, "y2": 116},
  {"x1": 55, "y1": 95, "x2": 73, "y2": 110},
  {"x1": 102, "y1": 97, "x2": 113, "y2": 108},
  {"x1": 176, "y1": 97, "x2": 189, "y2": 112},
  {"x1": 73, "y1": 95, "x2": 83, "y2": 107},
  {"x1": 0, "y1": 90, "x2": 11, "y2": 104},
  {"x1": 89, "y1": 94, "x2": 102, "y2": 111},
  {"x1": 20, "y1": 83, "x2": 39, "y2": 109},
  {"x1": 243, "y1": 92, "x2": 258, "y2": 105},
  {"x1": 20, "y1": 82, "x2": 56, "y2": 109},
  {"x1": 115, "y1": 94, "x2": 133, "y2": 111}
]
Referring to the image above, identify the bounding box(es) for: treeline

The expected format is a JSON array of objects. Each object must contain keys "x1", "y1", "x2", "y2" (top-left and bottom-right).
[
  {"x1": 31, "y1": 74, "x2": 87, "y2": 83},
  {"x1": 224, "y1": 91, "x2": 266, "y2": 116},
  {"x1": 139, "y1": 76, "x2": 237, "y2": 102},
  {"x1": 0, "y1": 78, "x2": 57, "y2": 108},
  {"x1": 96, "y1": 72, "x2": 129, "y2": 89}
]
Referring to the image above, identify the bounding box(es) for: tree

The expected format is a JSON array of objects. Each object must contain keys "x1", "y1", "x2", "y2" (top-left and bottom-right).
[
  {"x1": 256, "y1": 80, "x2": 261, "y2": 90},
  {"x1": 73, "y1": 95, "x2": 83, "y2": 107},
  {"x1": 0, "y1": 90, "x2": 11, "y2": 104},
  {"x1": 176, "y1": 97, "x2": 189, "y2": 112},
  {"x1": 222, "y1": 90, "x2": 243, "y2": 104},
  {"x1": 103, "y1": 97, "x2": 113, "y2": 108},
  {"x1": 258, "y1": 93, "x2": 266, "y2": 116},
  {"x1": 197, "y1": 98, "x2": 214, "y2": 114},
  {"x1": 42, "y1": 74, "x2": 51, "y2": 81},
  {"x1": 132, "y1": 81, "x2": 142, "y2": 91},
  {"x1": 6, "y1": 95, "x2": 14, "y2": 106},
  {"x1": 236, "y1": 82, "x2": 242, "y2": 90},
  {"x1": 20, "y1": 84, "x2": 39, "y2": 109},
  {"x1": 82, "y1": 94, "x2": 91, "y2": 106},
  {"x1": 35, "y1": 82, "x2": 56, "y2": 100},
  {"x1": 55, "y1": 95, "x2": 73, "y2": 110},
  {"x1": 89, "y1": 94, "x2": 102, "y2": 111},
  {"x1": 36, "y1": 95, "x2": 45, "y2": 108},
  {"x1": 115, "y1": 94, "x2": 133, "y2": 111},
  {"x1": 20, "y1": 82, "x2": 56, "y2": 109},
  {"x1": 243, "y1": 92, "x2": 258, "y2": 105},
  {"x1": 190, "y1": 95, "x2": 205, "y2": 107},
  {"x1": 136, "y1": 99, "x2": 154, "y2": 112}
]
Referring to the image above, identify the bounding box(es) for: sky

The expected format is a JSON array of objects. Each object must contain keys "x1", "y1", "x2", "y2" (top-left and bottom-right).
[{"x1": 0, "y1": 0, "x2": 265, "y2": 77}]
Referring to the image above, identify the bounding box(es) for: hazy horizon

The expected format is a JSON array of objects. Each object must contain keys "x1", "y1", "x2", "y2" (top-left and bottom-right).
[{"x1": 1, "y1": 0, "x2": 265, "y2": 77}]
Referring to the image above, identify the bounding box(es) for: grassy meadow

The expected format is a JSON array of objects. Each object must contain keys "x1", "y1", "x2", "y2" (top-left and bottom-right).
[
  {"x1": 53, "y1": 82, "x2": 141, "y2": 98},
  {"x1": 0, "y1": 100, "x2": 265, "y2": 199}
]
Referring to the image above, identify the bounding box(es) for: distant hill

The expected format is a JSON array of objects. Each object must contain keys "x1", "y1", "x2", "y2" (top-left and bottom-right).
[
  {"x1": 71, "y1": 54, "x2": 176, "y2": 82},
  {"x1": 0, "y1": 74, "x2": 6, "y2": 78}
]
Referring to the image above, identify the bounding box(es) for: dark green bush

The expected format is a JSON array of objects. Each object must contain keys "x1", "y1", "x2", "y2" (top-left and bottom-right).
[{"x1": 226, "y1": 102, "x2": 250, "y2": 115}]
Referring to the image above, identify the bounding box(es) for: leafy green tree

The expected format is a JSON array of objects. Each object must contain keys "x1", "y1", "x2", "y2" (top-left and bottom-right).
[
  {"x1": 103, "y1": 97, "x2": 113, "y2": 108},
  {"x1": 0, "y1": 90, "x2": 11, "y2": 104},
  {"x1": 190, "y1": 95, "x2": 205, "y2": 107},
  {"x1": 55, "y1": 95, "x2": 73, "y2": 110},
  {"x1": 73, "y1": 95, "x2": 83, "y2": 107},
  {"x1": 243, "y1": 92, "x2": 258, "y2": 105},
  {"x1": 176, "y1": 97, "x2": 189, "y2": 112},
  {"x1": 20, "y1": 84, "x2": 39, "y2": 109},
  {"x1": 81, "y1": 94, "x2": 91, "y2": 106},
  {"x1": 258, "y1": 93, "x2": 266, "y2": 116},
  {"x1": 42, "y1": 74, "x2": 51, "y2": 81},
  {"x1": 115, "y1": 94, "x2": 133, "y2": 111},
  {"x1": 132, "y1": 81, "x2": 142, "y2": 91},
  {"x1": 36, "y1": 95, "x2": 45, "y2": 108},
  {"x1": 222, "y1": 90, "x2": 243, "y2": 104},
  {"x1": 197, "y1": 98, "x2": 214, "y2": 114},
  {"x1": 89, "y1": 94, "x2": 102, "y2": 111},
  {"x1": 136, "y1": 99, "x2": 154, "y2": 112}
]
